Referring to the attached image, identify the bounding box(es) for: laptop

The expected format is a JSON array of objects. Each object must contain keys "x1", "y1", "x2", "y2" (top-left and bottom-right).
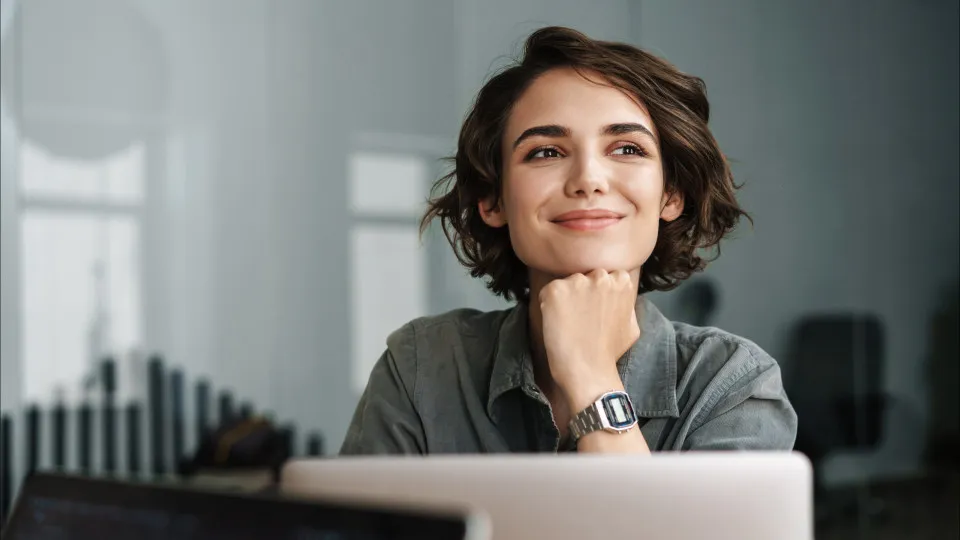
[
  {"x1": 1, "y1": 472, "x2": 490, "y2": 540},
  {"x1": 282, "y1": 452, "x2": 813, "y2": 540}
]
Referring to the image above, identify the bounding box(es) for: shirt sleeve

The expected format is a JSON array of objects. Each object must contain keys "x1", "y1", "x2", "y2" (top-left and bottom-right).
[
  {"x1": 682, "y1": 350, "x2": 798, "y2": 451},
  {"x1": 339, "y1": 325, "x2": 426, "y2": 455}
]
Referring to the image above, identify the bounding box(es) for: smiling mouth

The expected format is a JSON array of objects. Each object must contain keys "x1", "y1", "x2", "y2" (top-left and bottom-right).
[
  {"x1": 552, "y1": 217, "x2": 622, "y2": 231},
  {"x1": 551, "y1": 209, "x2": 625, "y2": 231}
]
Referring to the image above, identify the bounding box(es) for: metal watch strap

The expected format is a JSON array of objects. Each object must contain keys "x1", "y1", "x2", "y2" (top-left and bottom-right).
[{"x1": 569, "y1": 403, "x2": 603, "y2": 442}]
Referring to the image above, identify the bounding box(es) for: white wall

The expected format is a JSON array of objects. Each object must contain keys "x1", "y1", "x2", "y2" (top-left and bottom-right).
[{"x1": 637, "y1": 0, "x2": 960, "y2": 484}]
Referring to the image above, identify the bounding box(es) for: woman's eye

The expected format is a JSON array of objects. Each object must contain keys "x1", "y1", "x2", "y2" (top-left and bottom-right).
[
  {"x1": 525, "y1": 147, "x2": 562, "y2": 161},
  {"x1": 611, "y1": 144, "x2": 645, "y2": 156}
]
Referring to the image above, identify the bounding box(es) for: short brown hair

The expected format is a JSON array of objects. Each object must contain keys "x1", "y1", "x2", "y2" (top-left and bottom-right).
[{"x1": 421, "y1": 26, "x2": 748, "y2": 302}]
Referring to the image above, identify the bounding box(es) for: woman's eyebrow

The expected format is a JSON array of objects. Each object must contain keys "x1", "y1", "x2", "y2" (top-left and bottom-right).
[
  {"x1": 603, "y1": 122, "x2": 657, "y2": 142},
  {"x1": 512, "y1": 122, "x2": 657, "y2": 149},
  {"x1": 512, "y1": 124, "x2": 569, "y2": 149}
]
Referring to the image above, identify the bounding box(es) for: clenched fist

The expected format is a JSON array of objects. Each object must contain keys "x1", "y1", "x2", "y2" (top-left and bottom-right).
[{"x1": 539, "y1": 269, "x2": 641, "y2": 407}]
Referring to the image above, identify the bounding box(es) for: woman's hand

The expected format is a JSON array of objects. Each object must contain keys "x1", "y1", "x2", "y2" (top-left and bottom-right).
[{"x1": 539, "y1": 269, "x2": 640, "y2": 410}]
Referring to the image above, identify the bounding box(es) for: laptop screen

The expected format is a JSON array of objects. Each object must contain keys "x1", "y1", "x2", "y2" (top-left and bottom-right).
[{"x1": 2, "y1": 473, "x2": 470, "y2": 540}]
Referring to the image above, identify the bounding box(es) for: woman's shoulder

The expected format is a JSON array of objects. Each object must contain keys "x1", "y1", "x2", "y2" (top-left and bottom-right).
[
  {"x1": 669, "y1": 321, "x2": 786, "y2": 404},
  {"x1": 671, "y1": 322, "x2": 775, "y2": 366},
  {"x1": 384, "y1": 306, "x2": 517, "y2": 367},
  {"x1": 377, "y1": 307, "x2": 519, "y2": 412}
]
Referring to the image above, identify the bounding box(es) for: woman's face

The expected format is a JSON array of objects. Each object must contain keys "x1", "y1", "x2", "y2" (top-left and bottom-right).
[{"x1": 481, "y1": 67, "x2": 683, "y2": 284}]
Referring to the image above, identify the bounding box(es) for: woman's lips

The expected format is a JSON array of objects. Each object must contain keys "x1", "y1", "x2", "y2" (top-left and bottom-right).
[
  {"x1": 554, "y1": 217, "x2": 622, "y2": 230},
  {"x1": 551, "y1": 209, "x2": 624, "y2": 231}
]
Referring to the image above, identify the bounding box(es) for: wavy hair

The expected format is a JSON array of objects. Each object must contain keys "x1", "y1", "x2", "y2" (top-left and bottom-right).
[{"x1": 421, "y1": 26, "x2": 749, "y2": 302}]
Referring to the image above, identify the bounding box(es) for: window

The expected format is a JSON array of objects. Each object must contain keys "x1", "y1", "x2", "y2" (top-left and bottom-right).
[
  {"x1": 348, "y1": 151, "x2": 429, "y2": 394},
  {"x1": 19, "y1": 139, "x2": 145, "y2": 404}
]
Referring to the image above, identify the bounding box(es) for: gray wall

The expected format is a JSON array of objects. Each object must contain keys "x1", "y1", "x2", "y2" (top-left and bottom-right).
[
  {"x1": 639, "y1": 0, "x2": 960, "y2": 484},
  {"x1": 1, "y1": 0, "x2": 956, "y2": 487}
]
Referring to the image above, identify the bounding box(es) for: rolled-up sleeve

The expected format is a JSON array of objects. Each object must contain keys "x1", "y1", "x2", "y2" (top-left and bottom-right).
[
  {"x1": 683, "y1": 352, "x2": 798, "y2": 450},
  {"x1": 340, "y1": 325, "x2": 425, "y2": 455}
]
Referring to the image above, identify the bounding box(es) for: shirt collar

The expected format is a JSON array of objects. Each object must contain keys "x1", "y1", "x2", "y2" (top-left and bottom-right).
[{"x1": 487, "y1": 295, "x2": 680, "y2": 420}]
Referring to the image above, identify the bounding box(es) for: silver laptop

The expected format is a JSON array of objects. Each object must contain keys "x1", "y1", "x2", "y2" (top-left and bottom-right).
[{"x1": 282, "y1": 452, "x2": 812, "y2": 540}]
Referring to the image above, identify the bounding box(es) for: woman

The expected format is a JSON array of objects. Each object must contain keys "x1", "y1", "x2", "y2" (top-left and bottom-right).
[{"x1": 341, "y1": 26, "x2": 796, "y2": 455}]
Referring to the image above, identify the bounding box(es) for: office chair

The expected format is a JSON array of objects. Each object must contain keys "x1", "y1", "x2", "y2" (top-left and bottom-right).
[{"x1": 785, "y1": 313, "x2": 890, "y2": 524}]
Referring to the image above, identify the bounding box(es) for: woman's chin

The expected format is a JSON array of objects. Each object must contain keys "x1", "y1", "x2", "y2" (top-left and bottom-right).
[{"x1": 541, "y1": 259, "x2": 641, "y2": 277}]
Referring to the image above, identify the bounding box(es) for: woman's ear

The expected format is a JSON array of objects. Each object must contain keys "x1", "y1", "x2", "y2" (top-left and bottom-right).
[
  {"x1": 479, "y1": 197, "x2": 507, "y2": 227},
  {"x1": 660, "y1": 190, "x2": 684, "y2": 222}
]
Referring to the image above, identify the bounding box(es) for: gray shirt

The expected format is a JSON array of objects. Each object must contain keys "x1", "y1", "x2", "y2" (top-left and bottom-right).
[{"x1": 341, "y1": 296, "x2": 797, "y2": 454}]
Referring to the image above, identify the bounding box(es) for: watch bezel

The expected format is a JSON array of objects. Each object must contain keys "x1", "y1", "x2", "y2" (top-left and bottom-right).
[{"x1": 596, "y1": 391, "x2": 638, "y2": 432}]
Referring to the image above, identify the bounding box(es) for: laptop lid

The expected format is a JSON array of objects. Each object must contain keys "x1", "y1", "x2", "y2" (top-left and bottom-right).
[
  {"x1": 282, "y1": 452, "x2": 813, "y2": 540},
  {"x1": 2, "y1": 472, "x2": 489, "y2": 540}
]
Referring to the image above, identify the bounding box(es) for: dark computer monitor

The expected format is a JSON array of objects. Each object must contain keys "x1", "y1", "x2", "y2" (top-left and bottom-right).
[{"x1": 1, "y1": 473, "x2": 484, "y2": 540}]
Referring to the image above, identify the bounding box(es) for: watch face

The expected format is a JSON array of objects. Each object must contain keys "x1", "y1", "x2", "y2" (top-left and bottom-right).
[{"x1": 601, "y1": 393, "x2": 636, "y2": 429}]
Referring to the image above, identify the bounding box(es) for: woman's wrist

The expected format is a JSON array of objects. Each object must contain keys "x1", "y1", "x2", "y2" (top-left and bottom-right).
[{"x1": 560, "y1": 367, "x2": 625, "y2": 414}]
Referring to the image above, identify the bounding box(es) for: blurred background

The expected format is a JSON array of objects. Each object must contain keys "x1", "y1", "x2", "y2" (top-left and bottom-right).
[{"x1": 0, "y1": 0, "x2": 957, "y2": 537}]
